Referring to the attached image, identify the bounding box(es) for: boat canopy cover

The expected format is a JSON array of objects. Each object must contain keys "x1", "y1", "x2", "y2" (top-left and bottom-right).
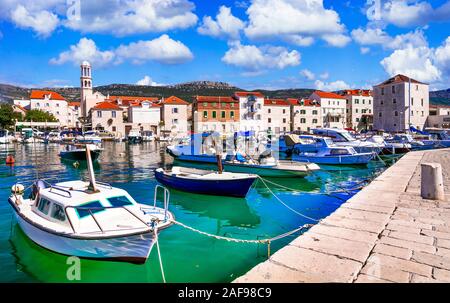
[
  {"x1": 234, "y1": 131, "x2": 255, "y2": 138},
  {"x1": 409, "y1": 126, "x2": 430, "y2": 136}
]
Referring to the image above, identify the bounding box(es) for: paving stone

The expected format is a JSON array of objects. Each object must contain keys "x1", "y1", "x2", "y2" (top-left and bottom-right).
[
  {"x1": 411, "y1": 252, "x2": 450, "y2": 270},
  {"x1": 321, "y1": 216, "x2": 386, "y2": 234},
  {"x1": 290, "y1": 232, "x2": 373, "y2": 263},
  {"x1": 389, "y1": 219, "x2": 433, "y2": 230},
  {"x1": 434, "y1": 268, "x2": 450, "y2": 282},
  {"x1": 389, "y1": 231, "x2": 435, "y2": 245},
  {"x1": 421, "y1": 230, "x2": 450, "y2": 240},
  {"x1": 360, "y1": 261, "x2": 410, "y2": 283},
  {"x1": 342, "y1": 202, "x2": 394, "y2": 214},
  {"x1": 386, "y1": 223, "x2": 421, "y2": 235},
  {"x1": 333, "y1": 208, "x2": 390, "y2": 224},
  {"x1": 306, "y1": 224, "x2": 378, "y2": 244},
  {"x1": 270, "y1": 246, "x2": 362, "y2": 282},
  {"x1": 410, "y1": 274, "x2": 438, "y2": 283},
  {"x1": 233, "y1": 261, "x2": 308, "y2": 283},
  {"x1": 373, "y1": 243, "x2": 412, "y2": 260},
  {"x1": 367, "y1": 253, "x2": 432, "y2": 277},
  {"x1": 354, "y1": 274, "x2": 392, "y2": 283},
  {"x1": 436, "y1": 247, "x2": 450, "y2": 257},
  {"x1": 379, "y1": 236, "x2": 436, "y2": 254}
]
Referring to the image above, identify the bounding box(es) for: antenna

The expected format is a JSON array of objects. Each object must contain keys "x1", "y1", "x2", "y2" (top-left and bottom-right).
[{"x1": 86, "y1": 144, "x2": 99, "y2": 192}]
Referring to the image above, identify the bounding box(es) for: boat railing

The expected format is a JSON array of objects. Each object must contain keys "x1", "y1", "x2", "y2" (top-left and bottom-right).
[
  {"x1": 153, "y1": 184, "x2": 170, "y2": 221},
  {"x1": 64, "y1": 204, "x2": 150, "y2": 234},
  {"x1": 48, "y1": 186, "x2": 72, "y2": 198}
]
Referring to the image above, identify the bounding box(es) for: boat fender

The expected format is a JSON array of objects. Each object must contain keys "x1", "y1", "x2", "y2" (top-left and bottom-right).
[
  {"x1": 11, "y1": 184, "x2": 24, "y2": 195},
  {"x1": 6, "y1": 155, "x2": 15, "y2": 165}
]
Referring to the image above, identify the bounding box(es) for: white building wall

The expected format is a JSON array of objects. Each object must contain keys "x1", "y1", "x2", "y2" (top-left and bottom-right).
[
  {"x1": 265, "y1": 105, "x2": 290, "y2": 134},
  {"x1": 292, "y1": 105, "x2": 322, "y2": 132},
  {"x1": 310, "y1": 94, "x2": 346, "y2": 129},
  {"x1": 346, "y1": 95, "x2": 373, "y2": 130},
  {"x1": 238, "y1": 96, "x2": 266, "y2": 132}
]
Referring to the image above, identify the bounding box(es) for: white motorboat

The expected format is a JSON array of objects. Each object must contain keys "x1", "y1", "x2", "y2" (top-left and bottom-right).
[
  {"x1": 8, "y1": 147, "x2": 174, "y2": 264},
  {"x1": 365, "y1": 135, "x2": 411, "y2": 155},
  {"x1": 76, "y1": 131, "x2": 102, "y2": 144},
  {"x1": 312, "y1": 128, "x2": 381, "y2": 153},
  {"x1": 292, "y1": 135, "x2": 376, "y2": 165},
  {"x1": 45, "y1": 131, "x2": 62, "y2": 143},
  {"x1": 127, "y1": 129, "x2": 143, "y2": 143},
  {"x1": 0, "y1": 129, "x2": 14, "y2": 144},
  {"x1": 142, "y1": 131, "x2": 155, "y2": 142}
]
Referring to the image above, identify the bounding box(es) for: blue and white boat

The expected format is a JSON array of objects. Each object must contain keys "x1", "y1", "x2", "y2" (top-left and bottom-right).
[
  {"x1": 422, "y1": 128, "x2": 450, "y2": 148},
  {"x1": 8, "y1": 147, "x2": 174, "y2": 264},
  {"x1": 76, "y1": 131, "x2": 102, "y2": 144},
  {"x1": 312, "y1": 128, "x2": 381, "y2": 154},
  {"x1": 292, "y1": 135, "x2": 376, "y2": 165},
  {"x1": 387, "y1": 134, "x2": 436, "y2": 151},
  {"x1": 155, "y1": 166, "x2": 257, "y2": 198}
]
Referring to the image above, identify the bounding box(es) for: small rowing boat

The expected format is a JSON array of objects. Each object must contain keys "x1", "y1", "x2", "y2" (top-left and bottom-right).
[{"x1": 155, "y1": 166, "x2": 257, "y2": 197}]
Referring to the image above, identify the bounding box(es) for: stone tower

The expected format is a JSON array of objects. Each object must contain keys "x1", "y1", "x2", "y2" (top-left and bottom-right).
[{"x1": 80, "y1": 61, "x2": 93, "y2": 118}]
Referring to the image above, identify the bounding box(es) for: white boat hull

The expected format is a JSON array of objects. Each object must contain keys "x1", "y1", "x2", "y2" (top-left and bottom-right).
[{"x1": 14, "y1": 210, "x2": 155, "y2": 264}]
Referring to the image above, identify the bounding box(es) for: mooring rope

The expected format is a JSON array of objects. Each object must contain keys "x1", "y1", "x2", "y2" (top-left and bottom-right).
[{"x1": 153, "y1": 226, "x2": 166, "y2": 283}]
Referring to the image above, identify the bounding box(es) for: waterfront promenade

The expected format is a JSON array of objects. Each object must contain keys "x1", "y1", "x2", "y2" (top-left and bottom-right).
[{"x1": 235, "y1": 149, "x2": 450, "y2": 283}]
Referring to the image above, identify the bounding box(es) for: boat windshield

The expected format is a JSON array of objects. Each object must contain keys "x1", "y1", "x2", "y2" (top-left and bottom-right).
[
  {"x1": 76, "y1": 201, "x2": 104, "y2": 218},
  {"x1": 339, "y1": 131, "x2": 356, "y2": 142}
]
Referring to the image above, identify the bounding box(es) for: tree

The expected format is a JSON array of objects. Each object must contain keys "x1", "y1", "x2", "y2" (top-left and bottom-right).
[
  {"x1": 25, "y1": 109, "x2": 58, "y2": 122},
  {"x1": 0, "y1": 104, "x2": 21, "y2": 129}
]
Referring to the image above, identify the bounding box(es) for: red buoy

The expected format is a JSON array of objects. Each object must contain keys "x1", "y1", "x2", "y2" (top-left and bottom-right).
[{"x1": 6, "y1": 154, "x2": 15, "y2": 165}]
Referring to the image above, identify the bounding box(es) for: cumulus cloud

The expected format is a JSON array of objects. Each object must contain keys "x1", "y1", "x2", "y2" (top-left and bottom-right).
[
  {"x1": 221, "y1": 41, "x2": 301, "y2": 72},
  {"x1": 10, "y1": 5, "x2": 59, "y2": 37},
  {"x1": 283, "y1": 35, "x2": 315, "y2": 47},
  {"x1": 435, "y1": 37, "x2": 450, "y2": 76},
  {"x1": 244, "y1": 0, "x2": 350, "y2": 47},
  {"x1": 136, "y1": 75, "x2": 164, "y2": 86},
  {"x1": 50, "y1": 35, "x2": 193, "y2": 67},
  {"x1": 380, "y1": 45, "x2": 441, "y2": 83},
  {"x1": 115, "y1": 35, "x2": 193, "y2": 64},
  {"x1": 360, "y1": 47, "x2": 370, "y2": 54},
  {"x1": 49, "y1": 38, "x2": 115, "y2": 67},
  {"x1": 0, "y1": 0, "x2": 198, "y2": 37},
  {"x1": 197, "y1": 6, "x2": 245, "y2": 40},
  {"x1": 351, "y1": 28, "x2": 428, "y2": 50},
  {"x1": 300, "y1": 69, "x2": 315, "y2": 80},
  {"x1": 315, "y1": 79, "x2": 350, "y2": 91}
]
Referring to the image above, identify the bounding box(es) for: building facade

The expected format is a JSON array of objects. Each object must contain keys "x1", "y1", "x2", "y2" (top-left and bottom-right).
[
  {"x1": 426, "y1": 105, "x2": 450, "y2": 129},
  {"x1": 90, "y1": 101, "x2": 125, "y2": 135},
  {"x1": 127, "y1": 100, "x2": 161, "y2": 134},
  {"x1": 340, "y1": 89, "x2": 373, "y2": 131},
  {"x1": 288, "y1": 98, "x2": 322, "y2": 132},
  {"x1": 160, "y1": 96, "x2": 189, "y2": 136},
  {"x1": 264, "y1": 99, "x2": 291, "y2": 134},
  {"x1": 373, "y1": 74, "x2": 429, "y2": 132},
  {"x1": 310, "y1": 91, "x2": 346, "y2": 129},
  {"x1": 234, "y1": 92, "x2": 266, "y2": 132},
  {"x1": 193, "y1": 96, "x2": 240, "y2": 134}
]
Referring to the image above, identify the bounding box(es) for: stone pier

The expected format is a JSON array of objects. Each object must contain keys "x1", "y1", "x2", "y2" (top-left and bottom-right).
[{"x1": 235, "y1": 149, "x2": 450, "y2": 283}]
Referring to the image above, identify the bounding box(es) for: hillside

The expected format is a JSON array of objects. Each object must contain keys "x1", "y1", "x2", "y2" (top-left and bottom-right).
[
  {"x1": 430, "y1": 89, "x2": 450, "y2": 106},
  {"x1": 0, "y1": 81, "x2": 316, "y2": 104}
]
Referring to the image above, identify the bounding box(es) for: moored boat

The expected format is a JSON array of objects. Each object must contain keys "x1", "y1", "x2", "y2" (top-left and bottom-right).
[
  {"x1": 155, "y1": 166, "x2": 257, "y2": 197},
  {"x1": 59, "y1": 144, "x2": 102, "y2": 161}
]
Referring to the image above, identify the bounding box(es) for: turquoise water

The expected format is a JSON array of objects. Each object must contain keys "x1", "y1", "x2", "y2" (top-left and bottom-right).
[{"x1": 0, "y1": 142, "x2": 391, "y2": 282}]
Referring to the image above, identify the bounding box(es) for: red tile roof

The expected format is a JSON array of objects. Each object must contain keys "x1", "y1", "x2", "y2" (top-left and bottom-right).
[
  {"x1": 109, "y1": 95, "x2": 159, "y2": 106},
  {"x1": 196, "y1": 96, "x2": 236, "y2": 103},
  {"x1": 287, "y1": 98, "x2": 320, "y2": 106},
  {"x1": 162, "y1": 96, "x2": 189, "y2": 105},
  {"x1": 30, "y1": 90, "x2": 65, "y2": 100},
  {"x1": 129, "y1": 100, "x2": 161, "y2": 107},
  {"x1": 341, "y1": 89, "x2": 372, "y2": 97},
  {"x1": 264, "y1": 99, "x2": 290, "y2": 106},
  {"x1": 313, "y1": 91, "x2": 346, "y2": 99},
  {"x1": 92, "y1": 101, "x2": 122, "y2": 110},
  {"x1": 377, "y1": 74, "x2": 426, "y2": 86},
  {"x1": 234, "y1": 91, "x2": 264, "y2": 98},
  {"x1": 68, "y1": 101, "x2": 81, "y2": 107}
]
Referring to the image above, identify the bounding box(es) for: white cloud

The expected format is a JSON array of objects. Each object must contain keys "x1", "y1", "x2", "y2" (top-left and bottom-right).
[
  {"x1": 380, "y1": 45, "x2": 441, "y2": 83},
  {"x1": 319, "y1": 72, "x2": 329, "y2": 80},
  {"x1": 315, "y1": 79, "x2": 349, "y2": 91},
  {"x1": 283, "y1": 35, "x2": 315, "y2": 47},
  {"x1": 244, "y1": 0, "x2": 350, "y2": 47},
  {"x1": 197, "y1": 6, "x2": 245, "y2": 40},
  {"x1": 351, "y1": 28, "x2": 428, "y2": 50},
  {"x1": 10, "y1": 5, "x2": 59, "y2": 37},
  {"x1": 50, "y1": 35, "x2": 193, "y2": 67},
  {"x1": 435, "y1": 37, "x2": 450, "y2": 76},
  {"x1": 360, "y1": 47, "x2": 370, "y2": 54},
  {"x1": 300, "y1": 69, "x2": 315, "y2": 80},
  {"x1": 136, "y1": 75, "x2": 164, "y2": 86},
  {"x1": 381, "y1": 0, "x2": 433, "y2": 27},
  {"x1": 115, "y1": 34, "x2": 193, "y2": 65},
  {"x1": 0, "y1": 0, "x2": 198, "y2": 37},
  {"x1": 49, "y1": 38, "x2": 115, "y2": 67},
  {"x1": 222, "y1": 41, "x2": 301, "y2": 72}
]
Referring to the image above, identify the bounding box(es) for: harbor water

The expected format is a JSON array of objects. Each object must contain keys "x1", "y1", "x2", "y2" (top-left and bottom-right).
[{"x1": 0, "y1": 142, "x2": 391, "y2": 282}]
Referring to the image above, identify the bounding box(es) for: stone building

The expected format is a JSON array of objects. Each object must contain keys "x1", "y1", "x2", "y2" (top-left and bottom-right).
[
  {"x1": 373, "y1": 74, "x2": 429, "y2": 132},
  {"x1": 310, "y1": 91, "x2": 346, "y2": 129},
  {"x1": 288, "y1": 98, "x2": 322, "y2": 132},
  {"x1": 264, "y1": 99, "x2": 291, "y2": 134},
  {"x1": 160, "y1": 96, "x2": 190, "y2": 137},
  {"x1": 90, "y1": 101, "x2": 124, "y2": 136},
  {"x1": 192, "y1": 96, "x2": 240, "y2": 134},
  {"x1": 340, "y1": 89, "x2": 373, "y2": 131}
]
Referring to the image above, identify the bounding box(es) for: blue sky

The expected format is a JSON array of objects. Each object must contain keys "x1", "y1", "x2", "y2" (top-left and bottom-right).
[{"x1": 0, "y1": 0, "x2": 449, "y2": 91}]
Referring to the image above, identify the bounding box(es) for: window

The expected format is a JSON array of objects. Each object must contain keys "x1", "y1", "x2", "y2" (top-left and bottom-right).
[
  {"x1": 51, "y1": 203, "x2": 66, "y2": 221},
  {"x1": 411, "y1": 110, "x2": 414, "y2": 116},
  {"x1": 37, "y1": 198, "x2": 51, "y2": 215},
  {"x1": 369, "y1": 100, "x2": 371, "y2": 105},
  {"x1": 46, "y1": 103, "x2": 50, "y2": 107},
  {"x1": 107, "y1": 196, "x2": 133, "y2": 207},
  {"x1": 300, "y1": 118, "x2": 306, "y2": 123},
  {"x1": 97, "y1": 111, "x2": 102, "y2": 118},
  {"x1": 379, "y1": 113, "x2": 382, "y2": 117},
  {"x1": 221, "y1": 111, "x2": 225, "y2": 119},
  {"x1": 173, "y1": 119, "x2": 178, "y2": 124},
  {"x1": 112, "y1": 111, "x2": 116, "y2": 118},
  {"x1": 355, "y1": 109, "x2": 359, "y2": 113},
  {"x1": 112, "y1": 126, "x2": 116, "y2": 132},
  {"x1": 381, "y1": 88, "x2": 384, "y2": 95},
  {"x1": 268, "y1": 118, "x2": 272, "y2": 123},
  {"x1": 203, "y1": 111, "x2": 208, "y2": 119},
  {"x1": 212, "y1": 102, "x2": 217, "y2": 107},
  {"x1": 203, "y1": 102, "x2": 207, "y2": 107},
  {"x1": 231, "y1": 103, "x2": 235, "y2": 108},
  {"x1": 76, "y1": 201, "x2": 103, "y2": 219},
  {"x1": 411, "y1": 98, "x2": 414, "y2": 106},
  {"x1": 312, "y1": 110, "x2": 318, "y2": 115},
  {"x1": 212, "y1": 111, "x2": 217, "y2": 119},
  {"x1": 421, "y1": 98, "x2": 424, "y2": 106},
  {"x1": 356, "y1": 118, "x2": 360, "y2": 122},
  {"x1": 395, "y1": 111, "x2": 398, "y2": 116},
  {"x1": 416, "y1": 85, "x2": 419, "y2": 91},
  {"x1": 422, "y1": 111, "x2": 424, "y2": 117},
  {"x1": 393, "y1": 98, "x2": 396, "y2": 104},
  {"x1": 362, "y1": 99, "x2": 365, "y2": 104},
  {"x1": 56, "y1": 111, "x2": 60, "y2": 115},
  {"x1": 172, "y1": 108, "x2": 178, "y2": 114},
  {"x1": 392, "y1": 86, "x2": 396, "y2": 94},
  {"x1": 230, "y1": 111, "x2": 234, "y2": 119},
  {"x1": 300, "y1": 110, "x2": 306, "y2": 115},
  {"x1": 282, "y1": 118, "x2": 286, "y2": 123},
  {"x1": 268, "y1": 108, "x2": 271, "y2": 114},
  {"x1": 36, "y1": 102, "x2": 40, "y2": 107},
  {"x1": 282, "y1": 109, "x2": 286, "y2": 114},
  {"x1": 355, "y1": 99, "x2": 359, "y2": 104},
  {"x1": 312, "y1": 119, "x2": 318, "y2": 124},
  {"x1": 56, "y1": 103, "x2": 60, "y2": 107}
]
